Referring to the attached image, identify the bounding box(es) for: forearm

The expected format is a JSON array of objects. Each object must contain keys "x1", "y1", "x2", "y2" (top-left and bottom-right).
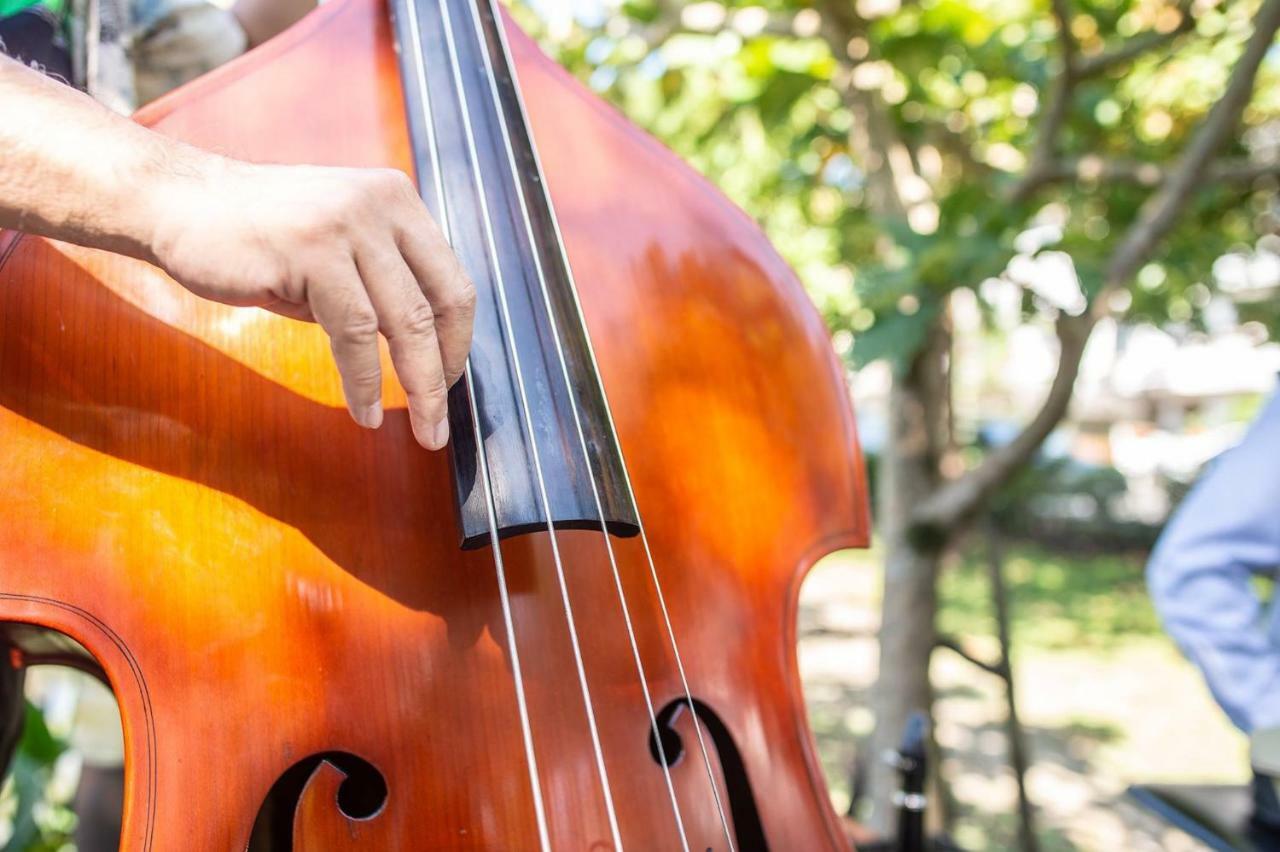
[
  {"x1": 0, "y1": 53, "x2": 206, "y2": 262},
  {"x1": 0, "y1": 51, "x2": 474, "y2": 448}
]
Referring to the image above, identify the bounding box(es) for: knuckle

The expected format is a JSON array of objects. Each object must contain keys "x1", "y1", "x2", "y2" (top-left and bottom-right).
[
  {"x1": 295, "y1": 208, "x2": 345, "y2": 242},
  {"x1": 398, "y1": 301, "x2": 438, "y2": 339},
  {"x1": 446, "y1": 269, "x2": 478, "y2": 317},
  {"x1": 370, "y1": 168, "x2": 415, "y2": 201},
  {"x1": 423, "y1": 262, "x2": 476, "y2": 321},
  {"x1": 414, "y1": 377, "x2": 449, "y2": 410},
  {"x1": 247, "y1": 267, "x2": 290, "y2": 297},
  {"x1": 336, "y1": 187, "x2": 369, "y2": 222},
  {"x1": 333, "y1": 309, "x2": 380, "y2": 348},
  {"x1": 391, "y1": 169, "x2": 417, "y2": 194}
]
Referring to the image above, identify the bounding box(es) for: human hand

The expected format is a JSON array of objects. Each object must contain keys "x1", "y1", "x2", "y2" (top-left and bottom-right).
[{"x1": 147, "y1": 156, "x2": 475, "y2": 450}]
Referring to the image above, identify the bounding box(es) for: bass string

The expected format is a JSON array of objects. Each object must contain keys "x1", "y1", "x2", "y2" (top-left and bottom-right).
[
  {"x1": 473, "y1": 2, "x2": 736, "y2": 849},
  {"x1": 433, "y1": 1, "x2": 633, "y2": 849},
  {"x1": 401, "y1": 0, "x2": 552, "y2": 849},
  {"x1": 462, "y1": 0, "x2": 694, "y2": 848}
]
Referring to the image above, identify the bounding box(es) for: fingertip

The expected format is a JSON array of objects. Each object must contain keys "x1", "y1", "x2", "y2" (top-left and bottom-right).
[
  {"x1": 412, "y1": 415, "x2": 450, "y2": 451},
  {"x1": 355, "y1": 401, "x2": 383, "y2": 429}
]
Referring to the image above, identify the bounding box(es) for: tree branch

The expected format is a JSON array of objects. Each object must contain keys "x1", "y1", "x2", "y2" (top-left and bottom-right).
[
  {"x1": 812, "y1": 0, "x2": 927, "y2": 221},
  {"x1": 1050, "y1": 0, "x2": 1078, "y2": 59},
  {"x1": 910, "y1": 312, "x2": 1093, "y2": 532},
  {"x1": 935, "y1": 635, "x2": 1005, "y2": 678},
  {"x1": 1103, "y1": 0, "x2": 1280, "y2": 293},
  {"x1": 1008, "y1": 0, "x2": 1198, "y2": 203},
  {"x1": 639, "y1": 1, "x2": 932, "y2": 223},
  {"x1": 912, "y1": 0, "x2": 1280, "y2": 534},
  {"x1": 1042, "y1": 155, "x2": 1280, "y2": 187},
  {"x1": 1075, "y1": 5, "x2": 1196, "y2": 78},
  {"x1": 1007, "y1": 0, "x2": 1078, "y2": 204}
]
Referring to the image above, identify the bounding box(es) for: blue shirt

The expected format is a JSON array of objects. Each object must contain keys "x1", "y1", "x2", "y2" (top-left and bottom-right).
[{"x1": 1149, "y1": 388, "x2": 1280, "y2": 733}]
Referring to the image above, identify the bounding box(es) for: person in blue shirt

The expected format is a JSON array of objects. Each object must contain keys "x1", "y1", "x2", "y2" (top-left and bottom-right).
[{"x1": 1149, "y1": 388, "x2": 1280, "y2": 834}]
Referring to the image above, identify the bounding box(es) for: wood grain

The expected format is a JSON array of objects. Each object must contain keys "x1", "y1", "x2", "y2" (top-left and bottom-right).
[{"x1": 0, "y1": 0, "x2": 869, "y2": 847}]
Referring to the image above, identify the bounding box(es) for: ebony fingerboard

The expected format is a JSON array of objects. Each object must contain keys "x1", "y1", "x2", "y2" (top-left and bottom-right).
[{"x1": 389, "y1": 0, "x2": 639, "y2": 548}]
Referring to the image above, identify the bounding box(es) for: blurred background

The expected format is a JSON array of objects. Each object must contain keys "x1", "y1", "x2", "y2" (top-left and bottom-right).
[
  {"x1": 507, "y1": 0, "x2": 1280, "y2": 848},
  {"x1": 5, "y1": 0, "x2": 1280, "y2": 849}
]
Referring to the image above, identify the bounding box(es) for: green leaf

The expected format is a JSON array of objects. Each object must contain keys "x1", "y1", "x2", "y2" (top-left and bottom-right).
[{"x1": 851, "y1": 302, "x2": 941, "y2": 369}]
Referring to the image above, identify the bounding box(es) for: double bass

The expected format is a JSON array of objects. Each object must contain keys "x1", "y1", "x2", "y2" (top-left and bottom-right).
[{"x1": 0, "y1": 0, "x2": 870, "y2": 848}]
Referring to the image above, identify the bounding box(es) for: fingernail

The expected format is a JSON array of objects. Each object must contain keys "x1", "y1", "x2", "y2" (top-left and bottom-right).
[
  {"x1": 358, "y1": 402, "x2": 383, "y2": 429},
  {"x1": 432, "y1": 418, "x2": 450, "y2": 449}
]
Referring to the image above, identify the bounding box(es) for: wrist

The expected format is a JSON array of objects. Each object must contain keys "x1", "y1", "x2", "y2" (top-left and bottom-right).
[{"x1": 128, "y1": 140, "x2": 225, "y2": 269}]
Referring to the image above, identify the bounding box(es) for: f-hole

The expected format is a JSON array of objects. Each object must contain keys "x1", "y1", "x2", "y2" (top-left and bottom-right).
[
  {"x1": 648, "y1": 697, "x2": 769, "y2": 852},
  {"x1": 249, "y1": 751, "x2": 388, "y2": 851}
]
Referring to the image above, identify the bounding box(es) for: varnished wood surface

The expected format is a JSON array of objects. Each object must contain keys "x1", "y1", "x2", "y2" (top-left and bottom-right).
[{"x1": 0, "y1": 0, "x2": 869, "y2": 848}]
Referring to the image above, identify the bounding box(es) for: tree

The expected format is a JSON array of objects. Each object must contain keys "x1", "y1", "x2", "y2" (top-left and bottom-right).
[{"x1": 517, "y1": 0, "x2": 1280, "y2": 834}]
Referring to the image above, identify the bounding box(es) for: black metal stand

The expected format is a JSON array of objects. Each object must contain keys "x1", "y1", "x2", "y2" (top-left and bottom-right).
[{"x1": 858, "y1": 712, "x2": 965, "y2": 852}]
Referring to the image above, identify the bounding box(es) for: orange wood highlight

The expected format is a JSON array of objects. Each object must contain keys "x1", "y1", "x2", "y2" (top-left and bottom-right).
[{"x1": 0, "y1": 0, "x2": 869, "y2": 847}]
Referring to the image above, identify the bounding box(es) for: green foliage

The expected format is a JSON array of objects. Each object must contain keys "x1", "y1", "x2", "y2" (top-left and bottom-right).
[
  {"x1": 938, "y1": 543, "x2": 1162, "y2": 651},
  {"x1": 516, "y1": 0, "x2": 1280, "y2": 367},
  {"x1": 1, "y1": 702, "x2": 74, "y2": 852}
]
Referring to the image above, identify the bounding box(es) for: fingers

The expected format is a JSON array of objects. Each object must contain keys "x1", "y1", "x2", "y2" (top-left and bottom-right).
[
  {"x1": 262, "y1": 298, "x2": 316, "y2": 322},
  {"x1": 395, "y1": 204, "x2": 476, "y2": 389},
  {"x1": 306, "y1": 260, "x2": 387, "y2": 433},
  {"x1": 254, "y1": 168, "x2": 473, "y2": 452},
  {"x1": 356, "y1": 241, "x2": 452, "y2": 451}
]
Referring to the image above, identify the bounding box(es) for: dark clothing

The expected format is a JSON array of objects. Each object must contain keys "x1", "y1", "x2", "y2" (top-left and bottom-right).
[
  {"x1": 0, "y1": 7, "x2": 72, "y2": 82},
  {"x1": 0, "y1": 645, "x2": 24, "y2": 774}
]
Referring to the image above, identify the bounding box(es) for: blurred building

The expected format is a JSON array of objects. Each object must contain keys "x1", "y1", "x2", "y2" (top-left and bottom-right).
[{"x1": 850, "y1": 242, "x2": 1280, "y2": 537}]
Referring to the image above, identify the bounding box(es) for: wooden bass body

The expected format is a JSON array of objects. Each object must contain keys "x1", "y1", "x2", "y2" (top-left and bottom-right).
[{"x1": 0, "y1": 0, "x2": 869, "y2": 847}]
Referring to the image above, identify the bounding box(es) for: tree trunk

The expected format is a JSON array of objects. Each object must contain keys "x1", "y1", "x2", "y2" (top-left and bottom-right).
[{"x1": 865, "y1": 318, "x2": 949, "y2": 835}]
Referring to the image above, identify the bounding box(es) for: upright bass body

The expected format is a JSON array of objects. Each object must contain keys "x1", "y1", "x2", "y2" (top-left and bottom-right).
[{"x1": 0, "y1": 0, "x2": 869, "y2": 848}]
